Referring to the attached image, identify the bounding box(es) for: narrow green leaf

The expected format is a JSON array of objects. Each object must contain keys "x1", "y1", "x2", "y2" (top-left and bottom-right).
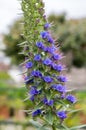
[
  {"x1": 55, "y1": 124, "x2": 68, "y2": 130},
  {"x1": 29, "y1": 120, "x2": 41, "y2": 128},
  {"x1": 57, "y1": 100, "x2": 67, "y2": 107},
  {"x1": 38, "y1": 124, "x2": 49, "y2": 130},
  {"x1": 70, "y1": 124, "x2": 86, "y2": 130},
  {"x1": 45, "y1": 111, "x2": 54, "y2": 125},
  {"x1": 22, "y1": 97, "x2": 30, "y2": 102},
  {"x1": 62, "y1": 124, "x2": 70, "y2": 130},
  {"x1": 35, "y1": 101, "x2": 43, "y2": 109},
  {"x1": 18, "y1": 41, "x2": 27, "y2": 46},
  {"x1": 68, "y1": 109, "x2": 82, "y2": 114},
  {"x1": 19, "y1": 59, "x2": 30, "y2": 66},
  {"x1": 18, "y1": 51, "x2": 25, "y2": 55}
]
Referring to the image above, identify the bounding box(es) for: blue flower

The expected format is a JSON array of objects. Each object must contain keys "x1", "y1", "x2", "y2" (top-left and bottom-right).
[
  {"x1": 51, "y1": 84, "x2": 66, "y2": 93},
  {"x1": 43, "y1": 76, "x2": 53, "y2": 83},
  {"x1": 47, "y1": 35, "x2": 54, "y2": 44},
  {"x1": 57, "y1": 111, "x2": 67, "y2": 120},
  {"x1": 31, "y1": 70, "x2": 42, "y2": 78},
  {"x1": 42, "y1": 46, "x2": 48, "y2": 52},
  {"x1": 51, "y1": 84, "x2": 57, "y2": 89},
  {"x1": 30, "y1": 95, "x2": 34, "y2": 101},
  {"x1": 30, "y1": 87, "x2": 40, "y2": 95},
  {"x1": 32, "y1": 109, "x2": 41, "y2": 116},
  {"x1": 24, "y1": 76, "x2": 34, "y2": 84},
  {"x1": 52, "y1": 63, "x2": 57, "y2": 70},
  {"x1": 29, "y1": 87, "x2": 41, "y2": 101},
  {"x1": 40, "y1": 31, "x2": 54, "y2": 44},
  {"x1": 40, "y1": 31, "x2": 48, "y2": 39},
  {"x1": 66, "y1": 95, "x2": 76, "y2": 103},
  {"x1": 34, "y1": 54, "x2": 41, "y2": 61},
  {"x1": 57, "y1": 75, "x2": 67, "y2": 82},
  {"x1": 25, "y1": 61, "x2": 33, "y2": 69},
  {"x1": 56, "y1": 84, "x2": 66, "y2": 93},
  {"x1": 44, "y1": 23, "x2": 51, "y2": 29},
  {"x1": 42, "y1": 97, "x2": 47, "y2": 104},
  {"x1": 53, "y1": 54, "x2": 61, "y2": 60},
  {"x1": 24, "y1": 76, "x2": 29, "y2": 84},
  {"x1": 61, "y1": 93, "x2": 65, "y2": 99},
  {"x1": 43, "y1": 98, "x2": 54, "y2": 106},
  {"x1": 48, "y1": 100, "x2": 54, "y2": 106},
  {"x1": 52, "y1": 63, "x2": 63, "y2": 72},
  {"x1": 43, "y1": 58, "x2": 52, "y2": 66},
  {"x1": 56, "y1": 64, "x2": 63, "y2": 72},
  {"x1": 47, "y1": 45, "x2": 56, "y2": 54},
  {"x1": 36, "y1": 41, "x2": 44, "y2": 49}
]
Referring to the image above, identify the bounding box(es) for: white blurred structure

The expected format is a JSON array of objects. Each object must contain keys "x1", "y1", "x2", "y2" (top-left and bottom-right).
[{"x1": 0, "y1": 35, "x2": 10, "y2": 65}]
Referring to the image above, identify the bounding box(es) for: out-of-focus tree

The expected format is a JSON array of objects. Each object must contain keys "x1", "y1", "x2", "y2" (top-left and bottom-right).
[
  {"x1": 48, "y1": 14, "x2": 86, "y2": 68},
  {"x1": 3, "y1": 15, "x2": 86, "y2": 67},
  {"x1": 3, "y1": 19, "x2": 24, "y2": 65},
  {"x1": 48, "y1": 13, "x2": 66, "y2": 24}
]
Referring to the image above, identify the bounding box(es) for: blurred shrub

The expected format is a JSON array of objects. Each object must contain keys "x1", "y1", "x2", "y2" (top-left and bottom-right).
[
  {"x1": 3, "y1": 15, "x2": 86, "y2": 67},
  {"x1": 3, "y1": 19, "x2": 24, "y2": 65},
  {"x1": 0, "y1": 85, "x2": 33, "y2": 109},
  {"x1": 0, "y1": 72, "x2": 11, "y2": 80},
  {"x1": 48, "y1": 14, "x2": 86, "y2": 68}
]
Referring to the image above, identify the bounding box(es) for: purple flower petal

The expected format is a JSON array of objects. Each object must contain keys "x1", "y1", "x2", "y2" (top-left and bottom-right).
[
  {"x1": 43, "y1": 98, "x2": 54, "y2": 106},
  {"x1": 52, "y1": 63, "x2": 63, "y2": 72},
  {"x1": 51, "y1": 84, "x2": 66, "y2": 93},
  {"x1": 53, "y1": 54, "x2": 61, "y2": 60},
  {"x1": 36, "y1": 41, "x2": 44, "y2": 49},
  {"x1": 43, "y1": 58, "x2": 52, "y2": 66},
  {"x1": 25, "y1": 62, "x2": 33, "y2": 69},
  {"x1": 57, "y1": 75, "x2": 67, "y2": 82},
  {"x1": 24, "y1": 76, "x2": 34, "y2": 84},
  {"x1": 66, "y1": 95, "x2": 77, "y2": 103},
  {"x1": 32, "y1": 109, "x2": 41, "y2": 116},
  {"x1": 44, "y1": 23, "x2": 51, "y2": 29},
  {"x1": 30, "y1": 87, "x2": 40, "y2": 95},
  {"x1": 34, "y1": 54, "x2": 41, "y2": 61},
  {"x1": 40, "y1": 31, "x2": 48, "y2": 39},
  {"x1": 31, "y1": 70, "x2": 42, "y2": 78},
  {"x1": 47, "y1": 35, "x2": 54, "y2": 44},
  {"x1": 43, "y1": 76, "x2": 53, "y2": 83},
  {"x1": 57, "y1": 111, "x2": 67, "y2": 119}
]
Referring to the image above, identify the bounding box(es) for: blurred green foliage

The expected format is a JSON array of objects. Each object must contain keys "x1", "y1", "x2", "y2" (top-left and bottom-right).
[
  {"x1": 48, "y1": 14, "x2": 86, "y2": 68},
  {"x1": 0, "y1": 71, "x2": 32, "y2": 109},
  {"x1": 0, "y1": 72, "x2": 11, "y2": 80},
  {"x1": 3, "y1": 19, "x2": 25, "y2": 65},
  {"x1": 0, "y1": 84, "x2": 33, "y2": 109},
  {"x1": 0, "y1": 81, "x2": 10, "y2": 89},
  {"x1": 3, "y1": 14, "x2": 86, "y2": 67}
]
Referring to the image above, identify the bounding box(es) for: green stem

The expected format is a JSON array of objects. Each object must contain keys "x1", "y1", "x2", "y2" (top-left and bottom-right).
[{"x1": 52, "y1": 125, "x2": 57, "y2": 130}]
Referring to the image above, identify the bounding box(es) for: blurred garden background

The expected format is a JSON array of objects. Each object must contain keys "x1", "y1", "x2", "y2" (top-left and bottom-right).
[{"x1": 0, "y1": 0, "x2": 86, "y2": 129}]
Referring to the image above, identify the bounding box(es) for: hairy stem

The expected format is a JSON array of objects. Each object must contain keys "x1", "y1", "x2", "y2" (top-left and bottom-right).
[{"x1": 52, "y1": 125, "x2": 57, "y2": 130}]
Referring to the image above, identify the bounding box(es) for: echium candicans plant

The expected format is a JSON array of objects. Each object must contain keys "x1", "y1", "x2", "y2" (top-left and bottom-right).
[{"x1": 19, "y1": 0, "x2": 84, "y2": 130}]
